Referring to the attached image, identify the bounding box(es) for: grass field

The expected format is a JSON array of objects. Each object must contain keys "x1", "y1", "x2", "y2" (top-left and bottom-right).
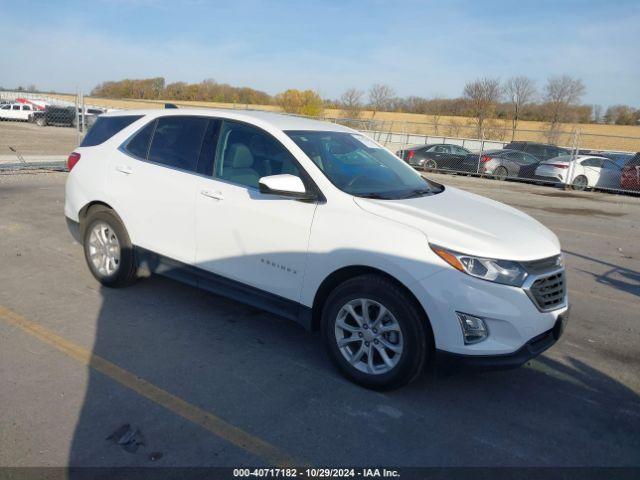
[{"x1": 48, "y1": 94, "x2": 640, "y2": 151}]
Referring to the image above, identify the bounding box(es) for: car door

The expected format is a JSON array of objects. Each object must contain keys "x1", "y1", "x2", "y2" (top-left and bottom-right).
[
  {"x1": 20, "y1": 104, "x2": 32, "y2": 120},
  {"x1": 9, "y1": 104, "x2": 22, "y2": 120},
  {"x1": 580, "y1": 158, "x2": 603, "y2": 186},
  {"x1": 194, "y1": 119, "x2": 318, "y2": 302},
  {"x1": 107, "y1": 115, "x2": 210, "y2": 264},
  {"x1": 451, "y1": 146, "x2": 469, "y2": 171},
  {"x1": 598, "y1": 160, "x2": 622, "y2": 188},
  {"x1": 514, "y1": 152, "x2": 539, "y2": 179},
  {"x1": 0, "y1": 104, "x2": 11, "y2": 119}
]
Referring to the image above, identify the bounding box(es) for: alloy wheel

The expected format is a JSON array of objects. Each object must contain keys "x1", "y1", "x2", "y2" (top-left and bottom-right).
[
  {"x1": 334, "y1": 298, "x2": 403, "y2": 375},
  {"x1": 87, "y1": 222, "x2": 121, "y2": 277}
]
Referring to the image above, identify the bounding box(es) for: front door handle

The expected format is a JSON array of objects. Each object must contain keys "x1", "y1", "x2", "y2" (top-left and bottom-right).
[
  {"x1": 115, "y1": 165, "x2": 133, "y2": 175},
  {"x1": 201, "y1": 189, "x2": 224, "y2": 200}
]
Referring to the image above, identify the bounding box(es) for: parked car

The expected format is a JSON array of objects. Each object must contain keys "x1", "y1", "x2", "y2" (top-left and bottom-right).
[
  {"x1": 620, "y1": 152, "x2": 640, "y2": 191},
  {"x1": 0, "y1": 102, "x2": 36, "y2": 121},
  {"x1": 65, "y1": 109, "x2": 568, "y2": 390},
  {"x1": 396, "y1": 144, "x2": 472, "y2": 171},
  {"x1": 579, "y1": 150, "x2": 634, "y2": 167},
  {"x1": 504, "y1": 141, "x2": 571, "y2": 162},
  {"x1": 535, "y1": 155, "x2": 622, "y2": 190},
  {"x1": 464, "y1": 149, "x2": 541, "y2": 180},
  {"x1": 77, "y1": 107, "x2": 105, "y2": 130},
  {"x1": 30, "y1": 106, "x2": 76, "y2": 127}
]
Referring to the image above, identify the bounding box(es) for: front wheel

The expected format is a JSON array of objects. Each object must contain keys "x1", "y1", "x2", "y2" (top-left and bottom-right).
[
  {"x1": 322, "y1": 275, "x2": 430, "y2": 390},
  {"x1": 82, "y1": 208, "x2": 137, "y2": 287}
]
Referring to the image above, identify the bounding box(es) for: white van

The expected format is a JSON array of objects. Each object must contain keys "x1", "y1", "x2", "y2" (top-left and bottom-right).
[{"x1": 0, "y1": 103, "x2": 35, "y2": 121}]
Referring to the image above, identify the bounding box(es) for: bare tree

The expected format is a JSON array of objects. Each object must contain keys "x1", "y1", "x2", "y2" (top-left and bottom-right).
[
  {"x1": 340, "y1": 88, "x2": 365, "y2": 120},
  {"x1": 504, "y1": 76, "x2": 536, "y2": 140},
  {"x1": 368, "y1": 84, "x2": 395, "y2": 118},
  {"x1": 592, "y1": 105, "x2": 603, "y2": 123},
  {"x1": 544, "y1": 75, "x2": 586, "y2": 139},
  {"x1": 463, "y1": 78, "x2": 501, "y2": 138}
]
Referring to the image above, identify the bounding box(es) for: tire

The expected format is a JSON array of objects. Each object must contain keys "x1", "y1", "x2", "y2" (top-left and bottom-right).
[
  {"x1": 571, "y1": 175, "x2": 588, "y2": 191},
  {"x1": 424, "y1": 159, "x2": 437, "y2": 171},
  {"x1": 36, "y1": 117, "x2": 46, "y2": 127},
  {"x1": 82, "y1": 207, "x2": 137, "y2": 287},
  {"x1": 494, "y1": 166, "x2": 508, "y2": 181},
  {"x1": 321, "y1": 274, "x2": 430, "y2": 390}
]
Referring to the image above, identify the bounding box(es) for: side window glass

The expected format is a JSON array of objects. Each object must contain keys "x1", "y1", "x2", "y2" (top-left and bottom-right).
[
  {"x1": 214, "y1": 120, "x2": 301, "y2": 189},
  {"x1": 148, "y1": 116, "x2": 208, "y2": 172},
  {"x1": 12, "y1": 105, "x2": 20, "y2": 110},
  {"x1": 124, "y1": 120, "x2": 156, "y2": 160},
  {"x1": 454, "y1": 146, "x2": 467, "y2": 155},
  {"x1": 23, "y1": 105, "x2": 31, "y2": 111}
]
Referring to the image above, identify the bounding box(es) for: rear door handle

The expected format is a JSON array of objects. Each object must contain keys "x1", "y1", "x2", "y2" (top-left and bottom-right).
[
  {"x1": 115, "y1": 165, "x2": 133, "y2": 175},
  {"x1": 201, "y1": 189, "x2": 224, "y2": 200}
]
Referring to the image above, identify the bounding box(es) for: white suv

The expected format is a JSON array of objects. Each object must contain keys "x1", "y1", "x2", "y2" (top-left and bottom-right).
[{"x1": 65, "y1": 109, "x2": 569, "y2": 389}]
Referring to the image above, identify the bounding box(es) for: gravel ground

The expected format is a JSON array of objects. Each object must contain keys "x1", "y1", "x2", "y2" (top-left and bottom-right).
[{"x1": 0, "y1": 121, "x2": 79, "y2": 156}]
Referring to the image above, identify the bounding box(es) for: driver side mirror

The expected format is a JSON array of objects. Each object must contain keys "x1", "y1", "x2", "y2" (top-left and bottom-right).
[{"x1": 258, "y1": 174, "x2": 316, "y2": 201}]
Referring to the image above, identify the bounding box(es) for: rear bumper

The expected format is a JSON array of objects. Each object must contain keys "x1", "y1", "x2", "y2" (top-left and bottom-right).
[{"x1": 435, "y1": 313, "x2": 567, "y2": 370}]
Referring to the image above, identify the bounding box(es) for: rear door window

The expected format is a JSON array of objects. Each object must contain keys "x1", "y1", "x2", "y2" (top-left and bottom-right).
[
  {"x1": 148, "y1": 116, "x2": 209, "y2": 172},
  {"x1": 81, "y1": 115, "x2": 142, "y2": 147}
]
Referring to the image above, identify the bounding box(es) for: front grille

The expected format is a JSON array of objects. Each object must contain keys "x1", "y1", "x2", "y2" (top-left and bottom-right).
[
  {"x1": 522, "y1": 255, "x2": 562, "y2": 274},
  {"x1": 528, "y1": 271, "x2": 566, "y2": 312}
]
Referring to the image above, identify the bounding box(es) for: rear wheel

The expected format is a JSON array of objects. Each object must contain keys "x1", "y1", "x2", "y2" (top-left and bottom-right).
[
  {"x1": 82, "y1": 208, "x2": 137, "y2": 287},
  {"x1": 424, "y1": 159, "x2": 437, "y2": 171},
  {"x1": 494, "y1": 166, "x2": 508, "y2": 181},
  {"x1": 571, "y1": 175, "x2": 588, "y2": 191},
  {"x1": 322, "y1": 275, "x2": 430, "y2": 390}
]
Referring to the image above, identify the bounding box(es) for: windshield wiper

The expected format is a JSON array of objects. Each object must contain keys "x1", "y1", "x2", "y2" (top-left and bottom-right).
[
  {"x1": 401, "y1": 188, "x2": 432, "y2": 199},
  {"x1": 358, "y1": 193, "x2": 391, "y2": 199}
]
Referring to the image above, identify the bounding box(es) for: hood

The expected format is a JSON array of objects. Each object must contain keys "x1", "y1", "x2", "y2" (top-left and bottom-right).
[{"x1": 354, "y1": 186, "x2": 560, "y2": 261}]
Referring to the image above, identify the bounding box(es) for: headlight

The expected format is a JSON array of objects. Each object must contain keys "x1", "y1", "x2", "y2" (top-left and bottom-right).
[{"x1": 430, "y1": 244, "x2": 528, "y2": 287}]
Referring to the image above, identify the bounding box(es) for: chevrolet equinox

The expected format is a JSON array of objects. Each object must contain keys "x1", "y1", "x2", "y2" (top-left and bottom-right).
[{"x1": 65, "y1": 109, "x2": 569, "y2": 389}]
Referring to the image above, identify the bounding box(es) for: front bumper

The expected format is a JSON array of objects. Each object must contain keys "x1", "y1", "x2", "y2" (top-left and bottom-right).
[
  {"x1": 435, "y1": 312, "x2": 567, "y2": 370},
  {"x1": 410, "y1": 267, "x2": 569, "y2": 357}
]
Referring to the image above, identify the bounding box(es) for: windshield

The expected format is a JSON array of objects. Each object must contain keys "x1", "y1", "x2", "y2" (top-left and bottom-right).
[{"x1": 286, "y1": 130, "x2": 441, "y2": 199}]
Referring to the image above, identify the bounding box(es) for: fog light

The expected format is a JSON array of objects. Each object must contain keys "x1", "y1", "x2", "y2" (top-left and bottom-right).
[{"x1": 456, "y1": 312, "x2": 489, "y2": 344}]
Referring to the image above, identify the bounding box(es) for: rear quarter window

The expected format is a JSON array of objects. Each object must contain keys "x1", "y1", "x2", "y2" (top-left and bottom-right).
[{"x1": 81, "y1": 115, "x2": 143, "y2": 147}]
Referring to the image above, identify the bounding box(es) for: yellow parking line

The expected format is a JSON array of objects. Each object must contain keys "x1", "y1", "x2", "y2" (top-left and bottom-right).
[{"x1": 0, "y1": 305, "x2": 302, "y2": 467}]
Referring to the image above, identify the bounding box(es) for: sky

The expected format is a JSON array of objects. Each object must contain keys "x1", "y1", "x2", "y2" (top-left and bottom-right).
[{"x1": 1, "y1": 0, "x2": 638, "y2": 106}]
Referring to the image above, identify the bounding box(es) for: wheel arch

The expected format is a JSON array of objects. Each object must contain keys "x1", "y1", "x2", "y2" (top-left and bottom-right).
[
  {"x1": 78, "y1": 201, "x2": 120, "y2": 236},
  {"x1": 310, "y1": 265, "x2": 434, "y2": 346}
]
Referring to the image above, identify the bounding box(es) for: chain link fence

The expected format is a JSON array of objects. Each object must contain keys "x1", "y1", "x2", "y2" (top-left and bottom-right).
[
  {"x1": 329, "y1": 117, "x2": 640, "y2": 196},
  {"x1": 1, "y1": 90, "x2": 639, "y2": 195}
]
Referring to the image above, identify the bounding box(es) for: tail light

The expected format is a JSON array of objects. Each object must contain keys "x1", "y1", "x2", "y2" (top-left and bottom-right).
[
  {"x1": 548, "y1": 164, "x2": 568, "y2": 169},
  {"x1": 67, "y1": 152, "x2": 81, "y2": 171},
  {"x1": 480, "y1": 155, "x2": 491, "y2": 163},
  {"x1": 407, "y1": 150, "x2": 415, "y2": 160}
]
